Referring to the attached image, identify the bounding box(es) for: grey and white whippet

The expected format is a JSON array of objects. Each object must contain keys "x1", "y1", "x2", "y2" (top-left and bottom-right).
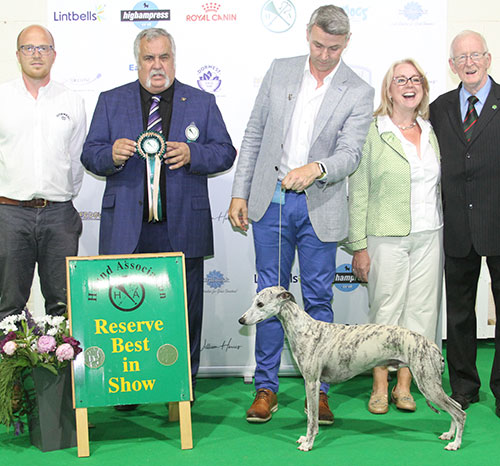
[{"x1": 238, "y1": 286, "x2": 466, "y2": 451}]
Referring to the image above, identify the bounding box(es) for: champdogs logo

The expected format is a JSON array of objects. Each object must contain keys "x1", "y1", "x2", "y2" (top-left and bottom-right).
[{"x1": 121, "y1": 1, "x2": 171, "y2": 29}]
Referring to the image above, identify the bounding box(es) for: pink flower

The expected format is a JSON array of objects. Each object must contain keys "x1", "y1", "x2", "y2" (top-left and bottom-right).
[
  {"x1": 55, "y1": 343, "x2": 74, "y2": 362},
  {"x1": 37, "y1": 335, "x2": 57, "y2": 353},
  {"x1": 3, "y1": 340, "x2": 17, "y2": 355}
]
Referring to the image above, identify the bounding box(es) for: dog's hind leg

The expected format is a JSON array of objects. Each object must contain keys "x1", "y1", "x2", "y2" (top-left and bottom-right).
[
  {"x1": 416, "y1": 377, "x2": 466, "y2": 450},
  {"x1": 297, "y1": 380, "x2": 321, "y2": 451}
]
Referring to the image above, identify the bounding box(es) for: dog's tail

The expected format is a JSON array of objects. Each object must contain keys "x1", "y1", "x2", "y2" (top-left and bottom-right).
[{"x1": 426, "y1": 400, "x2": 440, "y2": 413}]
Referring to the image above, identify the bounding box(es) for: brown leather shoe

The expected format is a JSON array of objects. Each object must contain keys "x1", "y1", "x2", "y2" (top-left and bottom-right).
[
  {"x1": 246, "y1": 388, "x2": 278, "y2": 423},
  {"x1": 304, "y1": 391, "x2": 334, "y2": 425}
]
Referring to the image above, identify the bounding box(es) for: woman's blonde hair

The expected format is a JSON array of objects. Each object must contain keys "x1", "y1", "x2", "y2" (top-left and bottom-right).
[{"x1": 374, "y1": 58, "x2": 430, "y2": 120}]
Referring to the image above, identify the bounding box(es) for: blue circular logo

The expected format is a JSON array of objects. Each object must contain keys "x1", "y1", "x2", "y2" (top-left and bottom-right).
[
  {"x1": 334, "y1": 263, "x2": 360, "y2": 292},
  {"x1": 261, "y1": 0, "x2": 296, "y2": 33}
]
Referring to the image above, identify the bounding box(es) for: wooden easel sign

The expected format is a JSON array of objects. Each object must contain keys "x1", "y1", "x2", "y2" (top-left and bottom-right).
[{"x1": 66, "y1": 253, "x2": 193, "y2": 457}]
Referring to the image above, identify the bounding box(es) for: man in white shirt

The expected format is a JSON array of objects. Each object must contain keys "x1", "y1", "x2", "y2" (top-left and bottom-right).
[
  {"x1": 0, "y1": 25, "x2": 86, "y2": 322},
  {"x1": 229, "y1": 5, "x2": 373, "y2": 424}
]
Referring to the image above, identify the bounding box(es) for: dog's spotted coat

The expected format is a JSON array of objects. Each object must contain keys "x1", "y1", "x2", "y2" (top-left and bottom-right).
[{"x1": 239, "y1": 286, "x2": 466, "y2": 451}]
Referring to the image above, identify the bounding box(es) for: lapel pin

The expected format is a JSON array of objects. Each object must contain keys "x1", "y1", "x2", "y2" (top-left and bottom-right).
[
  {"x1": 493, "y1": 105, "x2": 497, "y2": 110},
  {"x1": 181, "y1": 97, "x2": 187, "y2": 101}
]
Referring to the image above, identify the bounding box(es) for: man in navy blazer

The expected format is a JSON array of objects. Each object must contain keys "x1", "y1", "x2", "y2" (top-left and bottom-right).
[
  {"x1": 81, "y1": 28, "x2": 236, "y2": 401},
  {"x1": 430, "y1": 30, "x2": 500, "y2": 417}
]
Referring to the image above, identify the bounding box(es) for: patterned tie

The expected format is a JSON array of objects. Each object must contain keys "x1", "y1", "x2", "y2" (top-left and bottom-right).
[
  {"x1": 146, "y1": 95, "x2": 163, "y2": 221},
  {"x1": 463, "y1": 95, "x2": 479, "y2": 142}
]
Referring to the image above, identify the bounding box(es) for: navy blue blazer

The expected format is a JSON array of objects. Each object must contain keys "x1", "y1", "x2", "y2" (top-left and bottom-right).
[{"x1": 81, "y1": 79, "x2": 236, "y2": 257}]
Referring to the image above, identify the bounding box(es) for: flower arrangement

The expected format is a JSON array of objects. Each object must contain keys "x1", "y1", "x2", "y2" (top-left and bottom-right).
[{"x1": 0, "y1": 309, "x2": 81, "y2": 434}]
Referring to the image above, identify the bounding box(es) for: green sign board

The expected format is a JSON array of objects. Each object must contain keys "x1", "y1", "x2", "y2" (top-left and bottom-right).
[{"x1": 67, "y1": 253, "x2": 192, "y2": 408}]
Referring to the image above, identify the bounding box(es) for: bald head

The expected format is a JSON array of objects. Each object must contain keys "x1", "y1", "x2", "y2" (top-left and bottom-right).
[{"x1": 17, "y1": 25, "x2": 54, "y2": 49}]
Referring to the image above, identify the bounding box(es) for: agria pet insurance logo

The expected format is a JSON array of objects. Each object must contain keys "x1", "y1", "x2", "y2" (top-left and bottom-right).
[
  {"x1": 204, "y1": 270, "x2": 237, "y2": 295},
  {"x1": 52, "y1": 4, "x2": 105, "y2": 22},
  {"x1": 121, "y1": 1, "x2": 171, "y2": 29},
  {"x1": 261, "y1": 0, "x2": 296, "y2": 33}
]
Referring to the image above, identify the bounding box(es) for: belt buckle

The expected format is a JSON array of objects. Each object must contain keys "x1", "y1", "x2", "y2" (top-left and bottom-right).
[{"x1": 35, "y1": 199, "x2": 48, "y2": 208}]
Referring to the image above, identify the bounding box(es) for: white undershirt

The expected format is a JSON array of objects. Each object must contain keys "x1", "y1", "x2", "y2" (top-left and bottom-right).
[
  {"x1": 378, "y1": 115, "x2": 442, "y2": 232},
  {"x1": 279, "y1": 59, "x2": 339, "y2": 179}
]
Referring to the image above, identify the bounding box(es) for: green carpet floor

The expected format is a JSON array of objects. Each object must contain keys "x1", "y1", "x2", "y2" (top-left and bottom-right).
[{"x1": 2, "y1": 341, "x2": 499, "y2": 465}]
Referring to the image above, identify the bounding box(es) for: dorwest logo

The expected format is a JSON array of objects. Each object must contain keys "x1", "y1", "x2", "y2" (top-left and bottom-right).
[
  {"x1": 186, "y1": 3, "x2": 237, "y2": 22},
  {"x1": 53, "y1": 5, "x2": 104, "y2": 22}
]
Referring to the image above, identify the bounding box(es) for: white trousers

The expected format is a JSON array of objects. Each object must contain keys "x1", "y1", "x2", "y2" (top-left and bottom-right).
[{"x1": 367, "y1": 229, "x2": 443, "y2": 342}]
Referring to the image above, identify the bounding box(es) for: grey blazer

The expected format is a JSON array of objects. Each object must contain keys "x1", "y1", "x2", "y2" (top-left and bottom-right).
[{"x1": 231, "y1": 55, "x2": 374, "y2": 242}]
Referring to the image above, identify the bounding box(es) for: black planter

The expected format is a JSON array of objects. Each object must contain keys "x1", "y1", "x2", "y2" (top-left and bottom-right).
[{"x1": 28, "y1": 365, "x2": 77, "y2": 452}]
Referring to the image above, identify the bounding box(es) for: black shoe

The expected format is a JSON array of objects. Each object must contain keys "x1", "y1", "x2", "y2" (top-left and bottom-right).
[
  {"x1": 451, "y1": 393, "x2": 479, "y2": 410},
  {"x1": 114, "y1": 404, "x2": 139, "y2": 412}
]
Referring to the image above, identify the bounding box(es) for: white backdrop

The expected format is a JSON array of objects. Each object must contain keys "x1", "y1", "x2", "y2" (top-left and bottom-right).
[{"x1": 40, "y1": 0, "x2": 453, "y2": 377}]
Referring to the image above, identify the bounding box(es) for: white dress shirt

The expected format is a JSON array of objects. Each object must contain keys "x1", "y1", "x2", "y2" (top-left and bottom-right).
[
  {"x1": 378, "y1": 115, "x2": 442, "y2": 233},
  {"x1": 279, "y1": 59, "x2": 340, "y2": 179},
  {"x1": 0, "y1": 78, "x2": 86, "y2": 201}
]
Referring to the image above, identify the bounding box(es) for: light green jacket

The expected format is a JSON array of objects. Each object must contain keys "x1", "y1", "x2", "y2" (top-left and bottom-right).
[{"x1": 348, "y1": 117, "x2": 441, "y2": 251}]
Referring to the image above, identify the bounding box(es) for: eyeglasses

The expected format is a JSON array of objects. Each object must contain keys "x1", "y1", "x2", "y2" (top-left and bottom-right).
[
  {"x1": 452, "y1": 51, "x2": 488, "y2": 66},
  {"x1": 393, "y1": 75, "x2": 423, "y2": 86},
  {"x1": 18, "y1": 44, "x2": 54, "y2": 56}
]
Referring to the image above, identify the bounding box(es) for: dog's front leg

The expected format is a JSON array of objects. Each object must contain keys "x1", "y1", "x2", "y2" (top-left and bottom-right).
[{"x1": 297, "y1": 380, "x2": 320, "y2": 451}]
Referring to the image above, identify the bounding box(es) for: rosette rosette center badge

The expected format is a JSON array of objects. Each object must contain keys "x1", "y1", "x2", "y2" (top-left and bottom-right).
[{"x1": 136, "y1": 130, "x2": 167, "y2": 160}]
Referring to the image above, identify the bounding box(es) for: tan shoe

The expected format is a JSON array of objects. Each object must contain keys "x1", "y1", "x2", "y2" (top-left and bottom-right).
[
  {"x1": 246, "y1": 388, "x2": 278, "y2": 423},
  {"x1": 304, "y1": 391, "x2": 335, "y2": 425},
  {"x1": 368, "y1": 392, "x2": 389, "y2": 414},
  {"x1": 391, "y1": 387, "x2": 416, "y2": 411}
]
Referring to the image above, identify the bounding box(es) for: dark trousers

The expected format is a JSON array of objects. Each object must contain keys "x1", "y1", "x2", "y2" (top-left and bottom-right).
[
  {"x1": 135, "y1": 221, "x2": 203, "y2": 386},
  {"x1": 0, "y1": 202, "x2": 82, "y2": 320},
  {"x1": 445, "y1": 247, "x2": 500, "y2": 401}
]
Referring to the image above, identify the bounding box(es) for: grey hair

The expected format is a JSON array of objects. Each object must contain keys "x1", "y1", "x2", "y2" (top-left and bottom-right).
[
  {"x1": 450, "y1": 30, "x2": 488, "y2": 59},
  {"x1": 307, "y1": 5, "x2": 350, "y2": 36},
  {"x1": 133, "y1": 28, "x2": 176, "y2": 64}
]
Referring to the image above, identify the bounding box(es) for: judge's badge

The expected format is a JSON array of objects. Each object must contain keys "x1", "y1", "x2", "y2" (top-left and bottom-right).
[
  {"x1": 185, "y1": 122, "x2": 199, "y2": 142},
  {"x1": 136, "y1": 131, "x2": 167, "y2": 160}
]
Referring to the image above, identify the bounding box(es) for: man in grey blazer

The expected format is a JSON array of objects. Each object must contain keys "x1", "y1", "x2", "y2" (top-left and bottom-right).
[{"x1": 229, "y1": 5, "x2": 374, "y2": 424}]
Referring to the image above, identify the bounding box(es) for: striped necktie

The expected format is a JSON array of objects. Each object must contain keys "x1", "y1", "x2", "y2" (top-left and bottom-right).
[
  {"x1": 146, "y1": 95, "x2": 162, "y2": 222},
  {"x1": 463, "y1": 95, "x2": 479, "y2": 142}
]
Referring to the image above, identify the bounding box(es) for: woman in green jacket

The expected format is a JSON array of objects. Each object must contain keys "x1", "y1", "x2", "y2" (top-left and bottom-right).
[{"x1": 348, "y1": 59, "x2": 443, "y2": 415}]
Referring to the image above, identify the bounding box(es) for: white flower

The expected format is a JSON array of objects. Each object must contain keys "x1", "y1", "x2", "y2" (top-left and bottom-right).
[{"x1": 0, "y1": 314, "x2": 23, "y2": 333}]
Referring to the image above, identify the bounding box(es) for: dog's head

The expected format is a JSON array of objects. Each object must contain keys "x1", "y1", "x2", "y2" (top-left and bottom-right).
[{"x1": 238, "y1": 286, "x2": 296, "y2": 325}]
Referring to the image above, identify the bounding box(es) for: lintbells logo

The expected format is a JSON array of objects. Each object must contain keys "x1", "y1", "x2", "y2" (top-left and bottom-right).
[
  {"x1": 186, "y1": 3, "x2": 237, "y2": 22},
  {"x1": 197, "y1": 65, "x2": 222, "y2": 94},
  {"x1": 53, "y1": 5, "x2": 104, "y2": 22},
  {"x1": 205, "y1": 270, "x2": 237, "y2": 294},
  {"x1": 334, "y1": 264, "x2": 362, "y2": 292},
  {"x1": 121, "y1": 1, "x2": 171, "y2": 29}
]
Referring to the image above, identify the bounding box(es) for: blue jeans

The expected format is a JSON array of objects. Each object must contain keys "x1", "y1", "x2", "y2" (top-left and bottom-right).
[
  {"x1": 252, "y1": 190, "x2": 337, "y2": 393},
  {"x1": 0, "y1": 202, "x2": 82, "y2": 319}
]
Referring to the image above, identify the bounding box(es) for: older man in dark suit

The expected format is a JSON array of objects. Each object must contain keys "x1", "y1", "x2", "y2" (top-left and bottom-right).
[
  {"x1": 430, "y1": 30, "x2": 500, "y2": 417},
  {"x1": 81, "y1": 28, "x2": 236, "y2": 402}
]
